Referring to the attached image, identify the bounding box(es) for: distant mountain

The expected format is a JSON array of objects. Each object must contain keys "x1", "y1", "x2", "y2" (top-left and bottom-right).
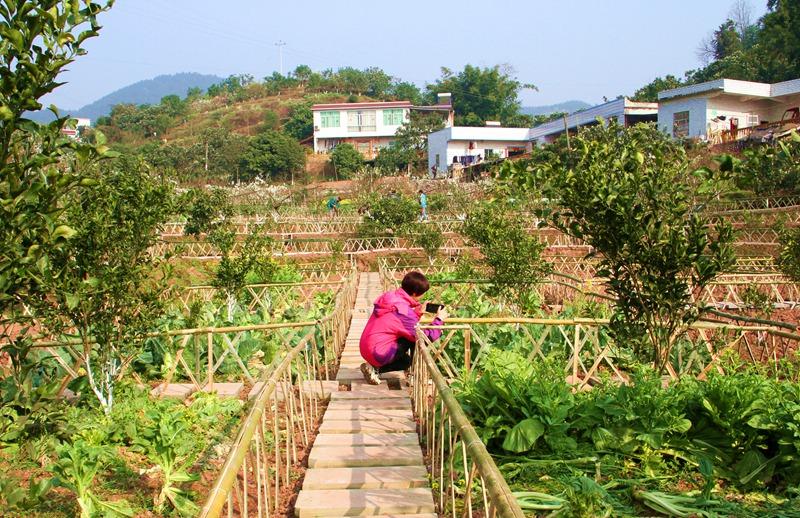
[
  {"x1": 27, "y1": 72, "x2": 224, "y2": 123},
  {"x1": 522, "y1": 100, "x2": 592, "y2": 117}
]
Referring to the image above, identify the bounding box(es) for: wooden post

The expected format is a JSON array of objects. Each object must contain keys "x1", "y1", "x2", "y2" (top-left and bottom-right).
[
  {"x1": 464, "y1": 328, "x2": 471, "y2": 374},
  {"x1": 194, "y1": 333, "x2": 200, "y2": 382},
  {"x1": 573, "y1": 324, "x2": 579, "y2": 383},
  {"x1": 207, "y1": 331, "x2": 214, "y2": 389}
]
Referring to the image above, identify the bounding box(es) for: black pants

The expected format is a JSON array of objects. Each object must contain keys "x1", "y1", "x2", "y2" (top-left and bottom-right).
[{"x1": 377, "y1": 338, "x2": 415, "y2": 374}]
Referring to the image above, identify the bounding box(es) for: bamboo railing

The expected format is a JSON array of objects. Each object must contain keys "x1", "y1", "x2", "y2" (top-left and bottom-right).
[
  {"x1": 196, "y1": 271, "x2": 357, "y2": 517},
  {"x1": 417, "y1": 318, "x2": 800, "y2": 388},
  {"x1": 412, "y1": 330, "x2": 526, "y2": 518},
  {"x1": 162, "y1": 218, "x2": 470, "y2": 237},
  {"x1": 703, "y1": 195, "x2": 800, "y2": 212},
  {"x1": 25, "y1": 268, "x2": 358, "y2": 395},
  {"x1": 151, "y1": 235, "x2": 468, "y2": 259},
  {"x1": 176, "y1": 280, "x2": 344, "y2": 315},
  {"x1": 379, "y1": 260, "x2": 799, "y2": 309},
  {"x1": 198, "y1": 330, "x2": 330, "y2": 517}
]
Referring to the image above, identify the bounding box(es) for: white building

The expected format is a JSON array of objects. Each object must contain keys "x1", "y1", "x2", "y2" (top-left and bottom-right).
[
  {"x1": 528, "y1": 98, "x2": 658, "y2": 145},
  {"x1": 657, "y1": 78, "x2": 800, "y2": 142},
  {"x1": 312, "y1": 101, "x2": 413, "y2": 159},
  {"x1": 427, "y1": 124, "x2": 532, "y2": 173},
  {"x1": 61, "y1": 117, "x2": 91, "y2": 140}
]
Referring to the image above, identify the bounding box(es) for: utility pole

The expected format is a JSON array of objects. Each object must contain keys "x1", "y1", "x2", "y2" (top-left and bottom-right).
[{"x1": 275, "y1": 40, "x2": 286, "y2": 75}]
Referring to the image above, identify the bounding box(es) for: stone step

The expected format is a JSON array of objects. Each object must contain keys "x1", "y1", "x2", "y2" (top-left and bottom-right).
[
  {"x1": 201, "y1": 382, "x2": 243, "y2": 398},
  {"x1": 337, "y1": 367, "x2": 406, "y2": 382},
  {"x1": 340, "y1": 361, "x2": 366, "y2": 368},
  {"x1": 319, "y1": 419, "x2": 417, "y2": 434},
  {"x1": 340, "y1": 365, "x2": 367, "y2": 371},
  {"x1": 331, "y1": 389, "x2": 409, "y2": 400},
  {"x1": 303, "y1": 466, "x2": 428, "y2": 490},
  {"x1": 328, "y1": 399, "x2": 411, "y2": 410},
  {"x1": 324, "y1": 409, "x2": 413, "y2": 421},
  {"x1": 247, "y1": 380, "x2": 338, "y2": 400},
  {"x1": 308, "y1": 445, "x2": 423, "y2": 468},
  {"x1": 336, "y1": 367, "x2": 363, "y2": 381},
  {"x1": 340, "y1": 366, "x2": 366, "y2": 372},
  {"x1": 295, "y1": 489, "x2": 435, "y2": 517},
  {"x1": 313, "y1": 433, "x2": 419, "y2": 447},
  {"x1": 343, "y1": 378, "x2": 406, "y2": 390},
  {"x1": 151, "y1": 383, "x2": 195, "y2": 399}
]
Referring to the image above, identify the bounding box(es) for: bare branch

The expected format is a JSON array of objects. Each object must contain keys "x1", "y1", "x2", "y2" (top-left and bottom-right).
[
  {"x1": 696, "y1": 33, "x2": 716, "y2": 65},
  {"x1": 729, "y1": 0, "x2": 754, "y2": 39}
]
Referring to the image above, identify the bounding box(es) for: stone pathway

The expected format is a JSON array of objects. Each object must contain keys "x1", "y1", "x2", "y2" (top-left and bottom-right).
[{"x1": 295, "y1": 272, "x2": 435, "y2": 517}]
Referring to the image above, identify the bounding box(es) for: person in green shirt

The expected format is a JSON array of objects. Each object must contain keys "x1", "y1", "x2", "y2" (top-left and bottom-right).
[{"x1": 327, "y1": 196, "x2": 341, "y2": 218}]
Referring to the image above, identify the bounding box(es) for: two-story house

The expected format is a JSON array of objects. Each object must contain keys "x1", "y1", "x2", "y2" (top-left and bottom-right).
[{"x1": 311, "y1": 101, "x2": 413, "y2": 159}]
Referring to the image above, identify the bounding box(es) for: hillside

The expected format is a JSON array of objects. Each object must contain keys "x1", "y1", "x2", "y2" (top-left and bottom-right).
[
  {"x1": 163, "y1": 89, "x2": 367, "y2": 144},
  {"x1": 522, "y1": 100, "x2": 591, "y2": 117},
  {"x1": 27, "y1": 72, "x2": 223, "y2": 123}
]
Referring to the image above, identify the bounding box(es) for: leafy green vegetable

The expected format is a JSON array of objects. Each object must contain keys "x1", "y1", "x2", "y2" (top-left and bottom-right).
[{"x1": 51, "y1": 439, "x2": 133, "y2": 518}]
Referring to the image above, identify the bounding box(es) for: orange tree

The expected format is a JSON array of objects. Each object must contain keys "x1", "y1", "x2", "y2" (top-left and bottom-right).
[
  {"x1": 500, "y1": 123, "x2": 735, "y2": 373},
  {"x1": 0, "y1": 1, "x2": 115, "y2": 435}
]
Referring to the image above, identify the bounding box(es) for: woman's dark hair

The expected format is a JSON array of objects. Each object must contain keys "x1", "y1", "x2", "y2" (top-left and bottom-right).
[{"x1": 401, "y1": 271, "x2": 430, "y2": 297}]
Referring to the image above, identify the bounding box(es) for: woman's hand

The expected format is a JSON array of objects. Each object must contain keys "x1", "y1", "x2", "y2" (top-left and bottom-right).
[{"x1": 436, "y1": 307, "x2": 449, "y2": 321}]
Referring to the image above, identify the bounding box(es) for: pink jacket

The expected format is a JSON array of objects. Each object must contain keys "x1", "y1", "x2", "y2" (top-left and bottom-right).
[{"x1": 359, "y1": 288, "x2": 443, "y2": 367}]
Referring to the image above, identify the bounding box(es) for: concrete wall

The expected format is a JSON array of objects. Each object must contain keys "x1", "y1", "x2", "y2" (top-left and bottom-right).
[
  {"x1": 427, "y1": 129, "x2": 451, "y2": 173},
  {"x1": 766, "y1": 93, "x2": 800, "y2": 121},
  {"x1": 658, "y1": 97, "x2": 707, "y2": 138}
]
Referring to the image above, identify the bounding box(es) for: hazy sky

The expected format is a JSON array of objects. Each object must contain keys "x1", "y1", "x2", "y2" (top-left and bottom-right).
[{"x1": 44, "y1": 0, "x2": 767, "y2": 110}]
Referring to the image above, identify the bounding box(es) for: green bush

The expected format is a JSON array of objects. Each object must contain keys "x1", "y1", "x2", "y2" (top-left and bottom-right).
[
  {"x1": 283, "y1": 102, "x2": 313, "y2": 140},
  {"x1": 462, "y1": 202, "x2": 550, "y2": 313},
  {"x1": 375, "y1": 143, "x2": 414, "y2": 174},
  {"x1": 501, "y1": 122, "x2": 736, "y2": 372},
  {"x1": 779, "y1": 225, "x2": 800, "y2": 282},
  {"x1": 457, "y1": 351, "x2": 800, "y2": 514},
  {"x1": 410, "y1": 223, "x2": 444, "y2": 263},
  {"x1": 735, "y1": 132, "x2": 800, "y2": 195},
  {"x1": 357, "y1": 195, "x2": 418, "y2": 237},
  {"x1": 240, "y1": 130, "x2": 306, "y2": 182},
  {"x1": 330, "y1": 143, "x2": 364, "y2": 179},
  {"x1": 178, "y1": 188, "x2": 233, "y2": 237}
]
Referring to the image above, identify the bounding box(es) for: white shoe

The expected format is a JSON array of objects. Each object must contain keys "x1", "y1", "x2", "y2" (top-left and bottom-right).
[{"x1": 360, "y1": 362, "x2": 381, "y2": 385}]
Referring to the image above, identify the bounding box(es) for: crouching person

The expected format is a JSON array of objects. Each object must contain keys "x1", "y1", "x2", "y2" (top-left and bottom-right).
[{"x1": 359, "y1": 271, "x2": 447, "y2": 385}]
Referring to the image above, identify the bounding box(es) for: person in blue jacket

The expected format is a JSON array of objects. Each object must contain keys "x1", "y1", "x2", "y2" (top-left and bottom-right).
[{"x1": 418, "y1": 190, "x2": 428, "y2": 222}]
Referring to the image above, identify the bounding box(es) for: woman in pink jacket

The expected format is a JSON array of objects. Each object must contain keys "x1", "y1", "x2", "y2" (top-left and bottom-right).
[{"x1": 359, "y1": 271, "x2": 447, "y2": 385}]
